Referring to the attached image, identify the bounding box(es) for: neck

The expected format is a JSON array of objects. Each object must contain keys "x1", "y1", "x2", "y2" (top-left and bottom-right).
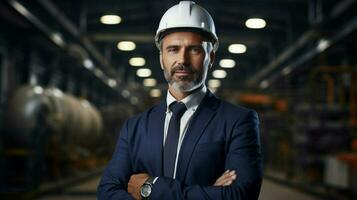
[{"x1": 168, "y1": 84, "x2": 203, "y2": 101}]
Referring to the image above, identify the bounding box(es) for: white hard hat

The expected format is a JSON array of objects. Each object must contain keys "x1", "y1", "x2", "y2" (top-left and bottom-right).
[{"x1": 155, "y1": 1, "x2": 219, "y2": 51}]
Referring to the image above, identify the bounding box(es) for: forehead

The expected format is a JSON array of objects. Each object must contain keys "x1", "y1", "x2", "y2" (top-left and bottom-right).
[{"x1": 162, "y1": 31, "x2": 205, "y2": 46}]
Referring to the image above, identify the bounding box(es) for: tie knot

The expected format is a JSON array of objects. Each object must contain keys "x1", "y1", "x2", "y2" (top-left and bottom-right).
[{"x1": 170, "y1": 102, "x2": 187, "y2": 118}]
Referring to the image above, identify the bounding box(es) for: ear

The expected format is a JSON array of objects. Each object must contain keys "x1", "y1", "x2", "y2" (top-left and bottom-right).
[
  {"x1": 159, "y1": 52, "x2": 164, "y2": 70},
  {"x1": 209, "y1": 51, "x2": 215, "y2": 69}
]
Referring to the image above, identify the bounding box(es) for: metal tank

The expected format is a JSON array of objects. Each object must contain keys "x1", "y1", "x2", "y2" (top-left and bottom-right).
[
  {"x1": 5, "y1": 85, "x2": 54, "y2": 147},
  {"x1": 4, "y1": 85, "x2": 103, "y2": 148}
]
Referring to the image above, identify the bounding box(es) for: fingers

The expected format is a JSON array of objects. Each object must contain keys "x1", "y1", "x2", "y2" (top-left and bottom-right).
[
  {"x1": 214, "y1": 170, "x2": 230, "y2": 185},
  {"x1": 213, "y1": 170, "x2": 237, "y2": 186}
]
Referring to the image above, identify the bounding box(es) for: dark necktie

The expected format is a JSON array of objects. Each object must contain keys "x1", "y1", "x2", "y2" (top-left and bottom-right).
[{"x1": 163, "y1": 101, "x2": 187, "y2": 178}]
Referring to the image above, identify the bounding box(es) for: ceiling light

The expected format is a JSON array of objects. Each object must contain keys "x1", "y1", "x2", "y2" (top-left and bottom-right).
[
  {"x1": 83, "y1": 58, "x2": 94, "y2": 70},
  {"x1": 219, "y1": 59, "x2": 236, "y2": 68},
  {"x1": 208, "y1": 79, "x2": 221, "y2": 88},
  {"x1": 136, "y1": 68, "x2": 152, "y2": 77},
  {"x1": 11, "y1": 1, "x2": 30, "y2": 18},
  {"x1": 130, "y1": 96, "x2": 139, "y2": 105},
  {"x1": 117, "y1": 41, "x2": 136, "y2": 51},
  {"x1": 150, "y1": 89, "x2": 162, "y2": 97},
  {"x1": 121, "y1": 89, "x2": 130, "y2": 98},
  {"x1": 228, "y1": 44, "x2": 247, "y2": 54},
  {"x1": 129, "y1": 57, "x2": 146, "y2": 67},
  {"x1": 108, "y1": 79, "x2": 117, "y2": 87},
  {"x1": 245, "y1": 18, "x2": 266, "y2": 29},
  {"x1": 317, "y1": 39, "x2": 330, "y2": 52},
  {"x1": 94, "y1": 68, "x2": 104, "y2": 78},
  {"x1": 282, "y1": 66, "x2": 292, "y2": 76},
  {"x1": 212, "y1": 70, "x2": 227, "y2": 79},
  {"x1": 100, "y1": 15, "x2": 121, "y2": 25},
  {"x1": 143, "y1": 78, "x2": 157, "y2": 87},
  {"x1": 50, "y1": 32, "x2": 65, "y2": 47}
]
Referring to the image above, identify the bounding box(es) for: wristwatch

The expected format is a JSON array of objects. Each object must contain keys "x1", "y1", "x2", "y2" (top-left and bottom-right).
[{"x1": 140, "y1": 177, "x2": 155, "y2": 199}]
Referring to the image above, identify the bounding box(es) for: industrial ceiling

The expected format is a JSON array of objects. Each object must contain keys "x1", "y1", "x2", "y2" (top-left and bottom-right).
[{"x1": 1, "y1": 0, "x2": 356, "y2": 100}]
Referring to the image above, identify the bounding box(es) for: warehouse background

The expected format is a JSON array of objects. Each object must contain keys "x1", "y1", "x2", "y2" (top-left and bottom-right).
[{"x1": 0, "y1": 0, "x2": 356, "y2": 199}]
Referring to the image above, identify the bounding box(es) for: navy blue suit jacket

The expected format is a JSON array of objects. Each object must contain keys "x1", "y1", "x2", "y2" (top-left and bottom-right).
[{"x1": 98, "y1": 91, "x2": 263, "y2": 199}]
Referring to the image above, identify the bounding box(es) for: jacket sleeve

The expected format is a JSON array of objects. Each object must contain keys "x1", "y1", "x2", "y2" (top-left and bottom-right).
[
  {"x1": 97, "y1": 120, "x2": 134, "y2": 200},
  {"x1": 150, "y1": 110, "x2": 263, "y2": 200}
]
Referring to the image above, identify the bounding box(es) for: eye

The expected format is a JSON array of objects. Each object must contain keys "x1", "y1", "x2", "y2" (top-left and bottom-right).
[
  {"x1": 190, "y1": 46, "x2": 203, "y2": 54},
  {"x1": 166, "y1": 47, "x2": 178, "y2": 53}
]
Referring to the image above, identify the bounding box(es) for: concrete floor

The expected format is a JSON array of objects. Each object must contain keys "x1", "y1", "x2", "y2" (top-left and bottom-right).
[
  {"x1": 37, "y1": 177, "x2": 323, "y2": 200},
  {"x1": 259, "y1": 179, "x2": 322, "y2": 200}
]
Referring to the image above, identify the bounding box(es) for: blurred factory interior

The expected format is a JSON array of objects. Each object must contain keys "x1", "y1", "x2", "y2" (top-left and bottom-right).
[{"x1": 0, "y1": 0, "x2": 357, "y2": 199}]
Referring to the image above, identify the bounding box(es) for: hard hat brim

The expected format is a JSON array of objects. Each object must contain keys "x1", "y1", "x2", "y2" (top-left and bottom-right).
[{"x1": 155, "y1": 27, "x2": 219, "y2": 51}]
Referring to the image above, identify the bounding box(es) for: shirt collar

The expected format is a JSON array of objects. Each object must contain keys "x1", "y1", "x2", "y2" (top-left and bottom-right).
[{"x1": 166, "y1": 86, "x2": 207, "y2": 112}]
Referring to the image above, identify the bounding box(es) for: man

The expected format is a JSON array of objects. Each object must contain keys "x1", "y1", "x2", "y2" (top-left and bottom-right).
[{"x1": 98, "y1": 1, "x2": 262, "y2": 199}]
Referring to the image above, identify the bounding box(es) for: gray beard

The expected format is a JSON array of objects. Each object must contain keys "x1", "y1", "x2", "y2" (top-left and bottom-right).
[
  {"x1": 164, "y1": 67, "x2": 207, "y2": 93},
  {"x1": 171, "y1": 79, "x2": 199, "y2": 93}
]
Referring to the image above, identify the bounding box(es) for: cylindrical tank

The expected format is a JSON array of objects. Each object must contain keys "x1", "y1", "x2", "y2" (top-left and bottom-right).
[
  {"x1": 4, "y1": 85, "x2": 103, "y2": 148},
  {"x1": 5, "y1": 85, "x2": 53, "y2": 147}
]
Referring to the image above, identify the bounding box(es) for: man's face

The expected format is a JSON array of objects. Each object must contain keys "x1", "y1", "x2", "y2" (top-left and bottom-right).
[{"x1": 160, "y1": 31, "x2": 214, "y2": 93}]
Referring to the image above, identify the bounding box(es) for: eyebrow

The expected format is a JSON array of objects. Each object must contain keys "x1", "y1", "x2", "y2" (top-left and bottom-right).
[
  {"x1": 165, "y1": 45, "x2": 179, "y2": 49},
  {"x1": 165, "y1": 44, "x2": 203, "y2": 50}
]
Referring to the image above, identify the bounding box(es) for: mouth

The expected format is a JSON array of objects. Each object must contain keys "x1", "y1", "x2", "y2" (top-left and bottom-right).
[{"x1": 174, "y1": 71, "x2": 192, "y2": 76}]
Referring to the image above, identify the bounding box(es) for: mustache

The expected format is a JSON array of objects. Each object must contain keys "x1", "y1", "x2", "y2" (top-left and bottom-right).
[{"x1": 171, "y1": 64, "x2": 194, "y2": 75}]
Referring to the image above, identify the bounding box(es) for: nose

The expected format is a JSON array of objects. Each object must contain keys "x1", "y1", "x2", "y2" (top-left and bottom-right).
[{"x1": 177, "y1": 48, "x2": 189, "y2": 65}]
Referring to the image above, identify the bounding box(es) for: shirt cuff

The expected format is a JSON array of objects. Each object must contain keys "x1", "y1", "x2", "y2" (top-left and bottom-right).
[{"x1": 153, "y1": 176, "x2": 159, "y2": 184}]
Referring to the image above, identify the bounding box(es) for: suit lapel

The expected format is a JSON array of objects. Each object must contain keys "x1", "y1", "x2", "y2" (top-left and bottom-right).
[
  {"x1": 175, "y1": 91, "x2": 220, "y2": 180},
  {"x1": 148, "y1": 101, "x2": 166, "y2": 176}
]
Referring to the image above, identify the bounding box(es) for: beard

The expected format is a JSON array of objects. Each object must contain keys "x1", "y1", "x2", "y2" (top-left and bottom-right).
[{"x1": 163, "y1": 63, "x2": 207, "y2": 93}]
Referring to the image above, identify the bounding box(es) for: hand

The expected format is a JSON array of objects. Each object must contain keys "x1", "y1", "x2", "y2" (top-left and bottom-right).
[
  {"x1": 213, "y1": 170, "x2": 237, "y2": 186},
  {"x1": 128, "y1": 173, "x2": 150, "y2": 200}
]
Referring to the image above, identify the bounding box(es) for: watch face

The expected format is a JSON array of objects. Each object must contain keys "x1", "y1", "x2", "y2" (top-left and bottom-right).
[{"x1": 140, "y1": 184, "x2": 152, "y2": 198}]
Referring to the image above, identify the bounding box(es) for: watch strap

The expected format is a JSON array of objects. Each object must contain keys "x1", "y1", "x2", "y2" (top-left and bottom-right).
[{"x1": 144, "y1": 176, "x2": 155, "y2": 186}]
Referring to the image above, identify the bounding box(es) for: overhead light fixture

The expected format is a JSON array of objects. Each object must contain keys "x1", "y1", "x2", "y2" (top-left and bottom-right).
[
  {"x1": 150, "y1": 89, "x2": 162, "y2": 97},
  {"x1": 143, "y1": 78, "x2": 157, "y2": 87},
  {"x1": 100, "y1": 15, "x2": 121, "y2": 25},
  {"x1": 282, "y1": 66, "x2": 292, "y2": 76},
  {"x1": 130, "y1": 96, "x2": 139, "y2": 105},
  {"x1": 228, "y1": 44, "x2": 247, "y2": 54},
  {"x1": 316, "y1": 38, "x2": 330, "y2": 53},
  {"x1": 208, "y1": 79, "x2": 221, "y2": 88},
  {"x1": 117, "y1": 41, "x2": 136, "y2": 51},
  {"x1": 50, "y1": 32, "x2": 65, "y2": 47},
  {"x1": 94, "y1": 68, "x2": 104, "y2": 78},
  {"x1": 219, "y1": 59, "x2": 236, "y2": 68},
  {"x1": 121, "y1": 89, "x2": 130, "y2": 98},
  {"x1": 245, "y1": 18, "x2": 266, "y2": 29},
  {"x1": 83, "y1": 58, "x2": 94, "y2": 70},
  {"x1": 108, "y1": 79, "x2": 117, "y2": 87},
  {"x1": 212, "y1": 69, "x2": 227, "y2": 79},
  {"x1": 136, "y1": 68, "x2": 152, "y2": 77},
  {"x1": 129, "y1": 57, "x2": 146, "y2": 67},
  {"x1": 11, "y1": 1, "x2": 30, "y2": 18}
]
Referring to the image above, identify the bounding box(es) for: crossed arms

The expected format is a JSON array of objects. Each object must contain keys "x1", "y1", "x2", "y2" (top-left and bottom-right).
[{"x1": 98, "y1": 110, "x2": 262, "y2": 200}]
